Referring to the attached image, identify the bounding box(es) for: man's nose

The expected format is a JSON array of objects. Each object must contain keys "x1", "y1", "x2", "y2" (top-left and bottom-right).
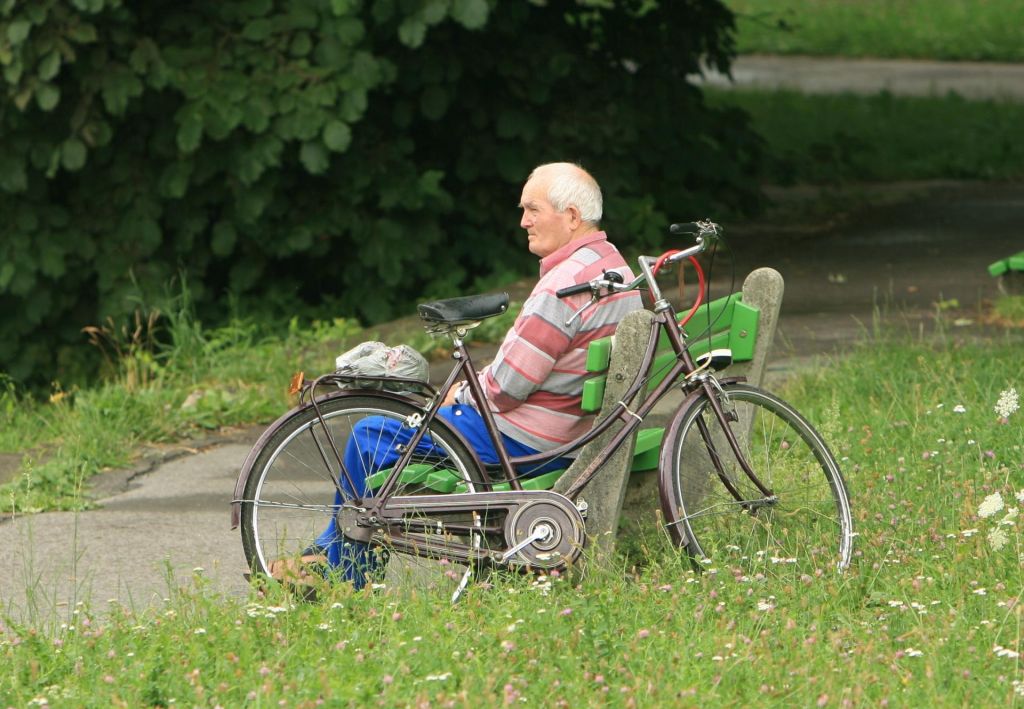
[{"x1": 520, "y1": 212, "x2": 531, "y2": 229}]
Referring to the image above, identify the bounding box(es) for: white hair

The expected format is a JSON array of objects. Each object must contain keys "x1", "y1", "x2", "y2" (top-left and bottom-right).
[{"x1": 529, "y1": 162, "x2": 603, "y2": 225}]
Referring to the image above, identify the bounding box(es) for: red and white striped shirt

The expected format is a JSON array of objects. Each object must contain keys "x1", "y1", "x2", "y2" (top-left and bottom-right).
[{"x1": 468, "y1": 231, "x2": 642, "y2": 453}]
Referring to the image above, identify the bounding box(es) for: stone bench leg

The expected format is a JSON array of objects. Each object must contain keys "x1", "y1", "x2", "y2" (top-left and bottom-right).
[{"x1": 552, "y1": 309, "x2": 655, "y2": 565}]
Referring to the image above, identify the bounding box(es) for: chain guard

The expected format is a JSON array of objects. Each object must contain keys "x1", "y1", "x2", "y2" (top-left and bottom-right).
[{"x1": 371, "y1": 489, "x2": 586, "y2": 570}]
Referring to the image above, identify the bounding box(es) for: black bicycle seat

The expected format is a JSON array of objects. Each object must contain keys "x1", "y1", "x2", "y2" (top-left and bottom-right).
[{"x1": 417, "y1": 292, "x2": 510, "y2": 326}]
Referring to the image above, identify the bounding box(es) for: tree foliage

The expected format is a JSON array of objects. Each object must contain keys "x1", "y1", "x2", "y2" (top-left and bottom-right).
[{"x1": 0, "y1": 0, "x2": 761, "y2": 387}]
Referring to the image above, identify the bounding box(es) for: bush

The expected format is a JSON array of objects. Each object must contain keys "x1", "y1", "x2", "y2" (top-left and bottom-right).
[{"x1": 0, "y1": 0, "x2": 762, "y2": 388}]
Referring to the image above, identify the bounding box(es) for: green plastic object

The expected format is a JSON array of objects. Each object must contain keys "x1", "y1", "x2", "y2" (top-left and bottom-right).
[
  {"x1": 365, "y1": 462, "x2": 435, "y2": 490},
  {"x1": 1010, "y1": 252, "x2": 1024, "y2": 271},
  {"x1": 580, "y1": 292, "x2": 761, "y2": 412},
  {"x1": 989, "y1": 260, "x2": 1009, "y2": 277},
  {"x1": 631, "y1": 427, "x2": 664, "y2": 471},
  {"x1": 585, "y1": 337, "x2": 613, "y2": 372}
]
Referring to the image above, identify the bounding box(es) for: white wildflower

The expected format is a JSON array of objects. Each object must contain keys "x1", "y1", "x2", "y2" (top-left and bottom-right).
[
  {"x1": 953, "y1": 405, "x2": 966, "y2": 414},
  {"x1": 978, "y1": 492, "x2": 1005, "y2": 518},
  {"x1": 193, "y1": 628, "x2": 206, "y2": 635},
  {"x1": 994, "y1": 645, "x2": 1020, "y2": 658},
  {"x1": 995, "y1": 388, "x2": 1019, "y2": 419},
  {"x1": 987, "y1": 527, "x2": 1009, "y2": 552},
  {"x1": 425, "y1": 672, "x2": 452, "y2": 682},
  {"x1": 973, "y1": 588, "x2": 988, "y2": 595},
  {"x1": 756, "y1": 600, "x2": 774, "y2": 612},
  {"x1": 904, "y1": 648, "x2": 923, "y2": 657}
]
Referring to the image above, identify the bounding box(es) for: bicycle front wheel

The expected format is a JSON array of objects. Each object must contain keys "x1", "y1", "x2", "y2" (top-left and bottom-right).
[
  {"x1": 660, "y1": 383, "x2": 853, "y2": 573},
  {"x1": 240, "y1": 393, "x2": 485, "y2": 593}
]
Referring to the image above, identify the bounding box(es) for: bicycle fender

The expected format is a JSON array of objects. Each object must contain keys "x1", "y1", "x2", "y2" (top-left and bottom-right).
[
  {"x1": 229, "y1": 389, "x2": 483, "y2": 529},
  {"x1": 656, "y1": 376, "x2": 746, "y2": 545}
]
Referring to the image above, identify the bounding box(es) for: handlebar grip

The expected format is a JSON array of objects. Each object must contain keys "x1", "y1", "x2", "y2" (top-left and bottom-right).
[
  {"x1": 556, "y1": 282, "x2": 593, "y2": 298},
  {"x1": 669, "y1": 222, "x2": 701, "y2": 235}
]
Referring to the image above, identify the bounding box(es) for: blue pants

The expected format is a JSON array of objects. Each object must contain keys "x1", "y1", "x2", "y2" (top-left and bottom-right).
[{"x1": 312, "y1": 404, "x2": 570, "y2": 586}]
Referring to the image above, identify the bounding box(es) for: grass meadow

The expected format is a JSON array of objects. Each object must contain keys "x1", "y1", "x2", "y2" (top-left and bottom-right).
[
  {"x1": 3, "y1": 326, "x2": 1023, "y2": 706},
  {"x1": 725, "y1": 0, "x2": 1024, "y2": 62},
  {"x1": 707, "y1": 90, "x2": 1024, "y2": 185}
]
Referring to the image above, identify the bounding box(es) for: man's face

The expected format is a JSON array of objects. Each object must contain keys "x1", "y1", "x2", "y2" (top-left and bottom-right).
[{"x1": 519, "y1": 177, "x2": 574, "y2": 258}]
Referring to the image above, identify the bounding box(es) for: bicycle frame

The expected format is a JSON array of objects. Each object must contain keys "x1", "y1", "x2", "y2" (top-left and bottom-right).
[{"x1": 363, "y1": 252, "x2": 771, "y2": 521}]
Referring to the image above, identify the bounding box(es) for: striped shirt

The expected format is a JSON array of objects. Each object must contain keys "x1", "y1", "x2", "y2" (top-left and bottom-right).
[{"x1": 462, "y1": 231, "x2": 642, "y2": 454}]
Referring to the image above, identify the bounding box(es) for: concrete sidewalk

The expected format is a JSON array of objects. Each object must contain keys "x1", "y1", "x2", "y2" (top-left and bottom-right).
[{"x1": 695, "y1": 54, "x2": 1024, "y2": 101}]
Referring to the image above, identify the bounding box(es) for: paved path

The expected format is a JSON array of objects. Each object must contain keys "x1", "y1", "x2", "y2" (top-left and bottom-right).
[{"x1": 696, "y1": 55, "x2": 1024, "y2": 101}]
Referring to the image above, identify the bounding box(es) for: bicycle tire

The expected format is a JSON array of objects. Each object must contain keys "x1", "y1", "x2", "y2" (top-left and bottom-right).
[
  {"x1": 240, "y1": 393, "x2": 485, "y2": 593},
  {"x1": 660, "y1": 383, "x2": 853, "y2": 573}
]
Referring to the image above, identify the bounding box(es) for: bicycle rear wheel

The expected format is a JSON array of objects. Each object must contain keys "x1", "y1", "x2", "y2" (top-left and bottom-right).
[
  {"x1": 660, "y1": 383, "x2": 853, "y2": 573},
  {"x1": 240, "y1": 393, "x2": 485, "y2": 594}
]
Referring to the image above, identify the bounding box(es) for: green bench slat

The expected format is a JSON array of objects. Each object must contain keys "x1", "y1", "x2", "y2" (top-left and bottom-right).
[
  {"x1": 989, "y1": 251, "x2": 1024, "y2": 277},
  {"x1": 581, "y1": 293, "x2": 760, "y2": 413}
]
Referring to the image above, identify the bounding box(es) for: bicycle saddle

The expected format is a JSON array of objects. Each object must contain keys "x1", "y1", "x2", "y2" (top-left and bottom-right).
[{"x1": 417, "y1": 292, "x2": 510, "y2": 326}]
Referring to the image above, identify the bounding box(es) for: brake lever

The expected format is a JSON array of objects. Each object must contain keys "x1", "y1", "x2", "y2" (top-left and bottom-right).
[{"x1": 565, "y1": 295, "x2": 597, "y2": 327}]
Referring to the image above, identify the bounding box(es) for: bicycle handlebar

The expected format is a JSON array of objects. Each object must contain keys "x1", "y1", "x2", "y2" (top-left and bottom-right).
[{"x1": 555, "y1": 219, "x2": 720, "y2": 301}]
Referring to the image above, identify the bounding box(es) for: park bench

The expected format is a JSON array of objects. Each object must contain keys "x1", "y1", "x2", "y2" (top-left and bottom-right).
[
  {"x1": 988, "y1": 251, "x2": 1024, "y2": 294},
  {"x1": 366, "y1": 267, "x2": 784, "y2": 559},
  {"x1": 369, "y1": 289, "x2": 760, "y2": 490}
]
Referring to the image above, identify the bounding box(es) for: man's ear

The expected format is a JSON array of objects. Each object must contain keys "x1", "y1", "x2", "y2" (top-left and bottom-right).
[{"x1": 566, "y1": 205, "x2": 582, "y2": 229}]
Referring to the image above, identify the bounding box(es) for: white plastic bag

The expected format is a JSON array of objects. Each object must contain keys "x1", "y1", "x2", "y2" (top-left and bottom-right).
[{"x1": 334, "y1": 341, "x2": 428, "y2": 392}]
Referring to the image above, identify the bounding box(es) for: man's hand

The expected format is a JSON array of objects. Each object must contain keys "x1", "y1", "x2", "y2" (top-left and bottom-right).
[{"x1": 440, "y1": 383, "x2": 462, "y2": 407}]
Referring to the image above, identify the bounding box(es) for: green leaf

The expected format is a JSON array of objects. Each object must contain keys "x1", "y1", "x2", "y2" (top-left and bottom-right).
[
  {"x1": 242, "y1": 18, "x2": 273, "y2": 41},
  {"x1": 0, "y1": 263, "x2": 14, "y2": 291},
  {"x1": 422, "y1": 0, "x2": 449, "y2": 24},
  {"x1": 398, "y1": 18, "x2": 426, "y2": 48},
  {"x1": 60, "y1": 138, "x2": 87, "y2": 171},
  {"x1": 177, "y1": 108, "x2": 203, "y2": 153},
  {"x1": 0, "y1": 154, "x2": 27, "y2": 193},
  {"x1": 158, "y1": 161, "x2": 192, "y2": 198},
  {"x1": 290, "y1": 32, "x2": 312, "y2": 57},
  {"x1": 211, "y1": 221, "x2": 237, "y2": 256},
  {"x1": 7, "y1": 19, "x2": 31, "y2": 44},
  {"x1": 330, "y1": 0, "x2": 355, "y2": 15},
  {"x1": 66, "y1": 22, "x2": 97, "y2": 43},
  {"x1": 4, "y1": 61, "x2": 24, "y2": 86},
  {"x1": 37, "y1": 51, "x2": 61, "y2": 81},
  {"x1": 36, "y1": 83, "x2": 60, "y2": 111},
  {"x1": 322, "y1": 120, "x2": 351, "y2": 152},
  {"x1": 299, "y1": 141, "x2": 329, "y2": 174},
  {"x1": 451, "y1": 0, "x2": 489, "y2": 29}
]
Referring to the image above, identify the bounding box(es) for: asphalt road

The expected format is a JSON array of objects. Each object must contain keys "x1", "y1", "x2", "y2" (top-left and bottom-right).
[{"x1": 2, "y1": 57, "x2": 1022, "y2": 623}]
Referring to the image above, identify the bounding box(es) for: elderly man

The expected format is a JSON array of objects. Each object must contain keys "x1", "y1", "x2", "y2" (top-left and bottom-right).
[{"x1": 272, "y1": 162, "x2": 642, "y2": 585}]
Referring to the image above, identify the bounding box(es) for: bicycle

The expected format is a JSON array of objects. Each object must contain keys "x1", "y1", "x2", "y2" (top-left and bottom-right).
[{"x1": 231, "y1": 220, "x2": 854, "y2": 599}]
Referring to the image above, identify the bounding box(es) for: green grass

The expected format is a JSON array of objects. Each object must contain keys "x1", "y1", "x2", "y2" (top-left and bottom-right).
[
  {"x1": 993, "y1": 295, "x2": 1024, "y2": 324},
  {"x1": 726, "y1": 0, "x2": 1024, "y2": 62},
  {"x1": 0, "y1": 313, "x2": 366, "y2": 513},
  {"x1": 3, "y1": 336, "x2": 1024, "y2": 705},
  {"x1": 710, "y1": 89, "x2": 1024, "y2": 184}
]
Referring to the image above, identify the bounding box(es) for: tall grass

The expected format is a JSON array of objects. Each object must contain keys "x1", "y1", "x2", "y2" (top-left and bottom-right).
[
  {"x1": 3, "y1": 334, "x2": 1023, "y2": 705},
  {"x1": 0, "y1": 292, "x2": 363, "y2": 513},
  {"x1": 726, "y1": 0, "x2": 1024, "y2": 62}
]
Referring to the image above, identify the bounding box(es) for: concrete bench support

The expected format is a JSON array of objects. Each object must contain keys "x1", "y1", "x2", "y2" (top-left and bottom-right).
[
  {"x1": 551, "y1": 309, "x2": 655, "y2": 564},
  {"x1": 563, "y1": 267, "x2": 785, "y2": 562}
]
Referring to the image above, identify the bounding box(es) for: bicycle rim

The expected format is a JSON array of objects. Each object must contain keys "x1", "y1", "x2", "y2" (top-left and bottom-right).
[
  {"x1": 241, "y1": 395, "x2": 485, "y2": 594},
  {"x1": 664, "y1": 384, "x2": 853, "y2": 573}
]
